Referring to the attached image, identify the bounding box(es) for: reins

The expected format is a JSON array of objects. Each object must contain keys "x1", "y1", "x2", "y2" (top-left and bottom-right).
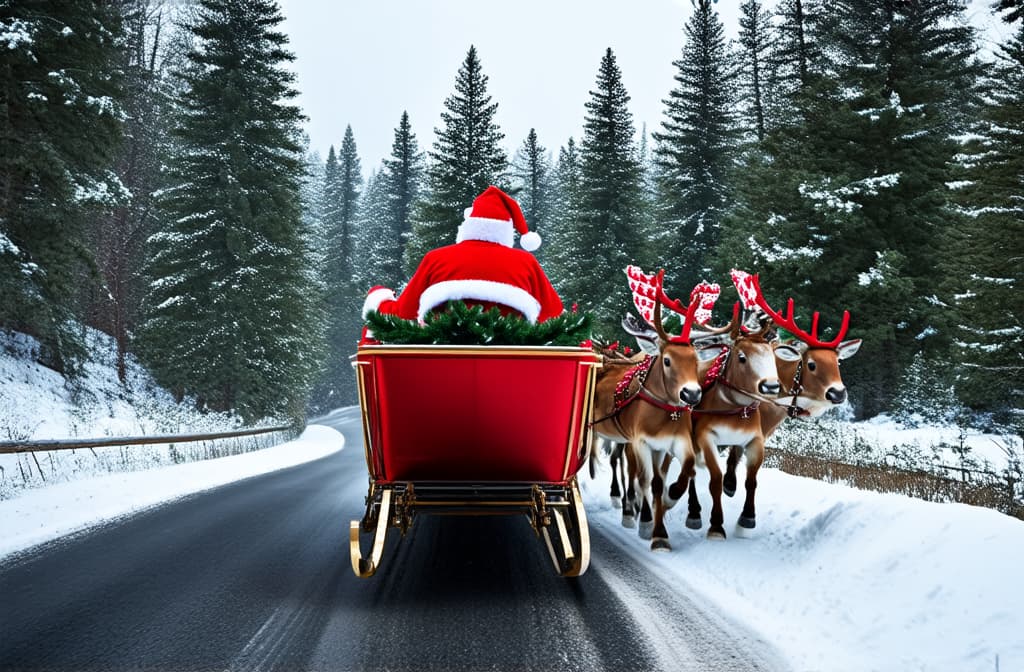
[{"x1": 591, "y1": 354, "x2": 691, "y2": 428}]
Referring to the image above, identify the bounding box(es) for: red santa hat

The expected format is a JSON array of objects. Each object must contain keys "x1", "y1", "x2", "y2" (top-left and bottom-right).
[{"x1": 457, "y1": 186, "x2": 541, "y2": 252}]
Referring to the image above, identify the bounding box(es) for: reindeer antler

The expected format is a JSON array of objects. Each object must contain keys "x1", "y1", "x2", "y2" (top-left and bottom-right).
[{"x1": 750, "y1": 274, "x2": 850, "y2": 349}]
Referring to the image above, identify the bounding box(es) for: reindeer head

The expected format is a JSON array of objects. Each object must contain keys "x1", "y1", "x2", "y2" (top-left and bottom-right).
[
  {"x1": 624, "y1": 266, "x2": 705, "y2": 407},
  {"x1": 750, "y1": 274, "x2": 862, "y2": 413}
]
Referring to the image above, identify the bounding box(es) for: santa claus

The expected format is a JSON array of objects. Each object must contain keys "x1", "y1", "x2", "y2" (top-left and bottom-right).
[{"x1": 361, "y1": 185, "x2": 563, "y2": 326}]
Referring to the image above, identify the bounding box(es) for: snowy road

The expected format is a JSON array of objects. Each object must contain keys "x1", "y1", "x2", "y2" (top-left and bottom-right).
[{"x1": 0, "y1": 408, "x2": 789, "y2": 672}]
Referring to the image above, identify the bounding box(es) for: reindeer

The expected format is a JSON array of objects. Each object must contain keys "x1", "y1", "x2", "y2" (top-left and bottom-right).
[
  {"x1": 590, "y1": 269, "x2": 714, "y2": 551},
  {"x1": 714, "y1": 276, "x2": 862, "y2": 498},
  {"x1": 669, "y1": 300, "x2": 800, "y2": 539}
]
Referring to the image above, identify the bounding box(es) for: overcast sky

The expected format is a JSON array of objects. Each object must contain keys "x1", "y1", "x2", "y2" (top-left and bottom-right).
[{"x1": 277, "y1": 0, "x2": 1010, "y2": 173}]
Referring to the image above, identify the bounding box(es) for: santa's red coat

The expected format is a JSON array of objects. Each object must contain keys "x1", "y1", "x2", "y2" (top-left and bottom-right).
[{"x1": 365, "y1": 240, "x2": 563, "y2": 324}]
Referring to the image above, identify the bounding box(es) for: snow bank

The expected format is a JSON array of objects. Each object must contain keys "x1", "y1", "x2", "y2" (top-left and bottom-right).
[
  {"x1": 0, "y1": 425, "x2": 344, "y2": 562},
  {"x1": 582, "y1": 457, "x2": 1024, "y2": 672},
  {"x1": 1, "y1": 327, "x2": 289, "y2": 499}
]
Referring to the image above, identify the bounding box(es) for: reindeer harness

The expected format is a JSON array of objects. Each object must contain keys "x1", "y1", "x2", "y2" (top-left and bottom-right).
[{"x1": 592, "y1": 355, "x2": 691, "y2": 433}]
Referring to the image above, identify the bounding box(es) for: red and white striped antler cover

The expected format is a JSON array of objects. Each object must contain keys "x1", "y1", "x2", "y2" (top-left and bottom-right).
[
  {"x1": 626, "y1": 265, "x2": 720, "y2": 325},
  {"x1": 626, "y1": 265, "x2": 660, "y2": 324},
  {"x1": 729, "y1": 269, "x2": 760, "y2": 310}
]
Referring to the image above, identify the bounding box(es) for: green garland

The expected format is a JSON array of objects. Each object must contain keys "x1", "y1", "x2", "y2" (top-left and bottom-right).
[{"x1": 365, "y1": 302, "x2": 593, "y2": 346}]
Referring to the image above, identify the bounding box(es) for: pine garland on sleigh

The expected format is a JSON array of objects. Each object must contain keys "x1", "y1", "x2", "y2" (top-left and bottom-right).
[{"x1": 365, "y1": 301, "x2": 592, "y2": 347}]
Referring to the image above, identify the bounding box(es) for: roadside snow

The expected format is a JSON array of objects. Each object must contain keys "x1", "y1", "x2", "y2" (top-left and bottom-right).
[
  {"x1": 582, "y1": 453, "x2": 1024, "y2": 672},
  {"x1": 0, "y1": 425, "x2": 344, "y2": 562}
]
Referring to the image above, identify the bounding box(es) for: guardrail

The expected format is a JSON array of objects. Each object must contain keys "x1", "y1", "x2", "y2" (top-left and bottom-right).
[
  {"x1": 0, "y1": 425, "x2": 296, "y2": 455},
  {"x1": 765, "y1": 448, "x2": 1023, "y2": 520}
]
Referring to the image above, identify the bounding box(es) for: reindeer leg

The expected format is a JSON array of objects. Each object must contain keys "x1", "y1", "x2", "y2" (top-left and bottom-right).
[
  {"x1": 609, "y1": 442, "x2": 623, "y2": 507},
  {"x1": 724, "y1": 446, "x2": 741, "y2": 497},
  {"x1": 685, "y1": 472, "x2": 702, "y2": 530},
  {"x1": 632, "y1": 442, "x2": 656, "y2": 540},
  {"x1": 699, "y1": 436, "x2": 727, "y2": 540},
  {"x1": 650, "y1": 451, "x2": 671, "y2": 551},
  {"x1": 621, "y1": 443, "x2": 639, "y2": 528},
  {"x1": 666, "y1": 453, "x2": 694, "y2": 505},
  {"x1": 738, "y1": 440, "x2": 764, "y2": 530}
]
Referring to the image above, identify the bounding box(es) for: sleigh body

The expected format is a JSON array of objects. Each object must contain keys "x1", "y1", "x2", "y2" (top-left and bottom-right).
[{"x1": 349, "y1": 345, "x2": 600, "y2": 577}]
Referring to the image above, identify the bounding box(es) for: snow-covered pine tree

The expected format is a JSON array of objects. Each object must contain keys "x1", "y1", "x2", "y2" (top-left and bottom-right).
[
  {"x1": 653, "y1": 0, "x2": 739, "y2": 297},
  {"x1": 0, "y1": 0, "x2": 126, "y2": 374},
  {"x1": 737, "y1": 0, "x2": 775, "y2": 142},
  {"x1": 946, "y1": 22, "x2": 1024, "y2": 429},
  {"x1": 771, "y1": 0, "x2": 825, "y2": 104},
  {"x1": 406, "y1": 45, "x2": 507, "y2": 273},
  {"x1": 543, "y1": 138, "x2": 586, "y2": 303},
  {"x1": 375, "y1": 111, "x2": 425, "y2": 290},
  {"x1": 573, "y1": 48, "x2": 647, "y2": 336},
  {"x1": 510, "y1": 129, "x2": 551, "y2": 262},
  {"x1": 332, "y1": 126, "x2": 362, "y2": 246},
  {"x1": 141, "y1": 0, "x2": 320, "y2": 422},
  {"x1": 637, "y1": 123, "x2": 658, "y2": 203},
  {"x1": 351, "y1": 168, "x2": 392, "y2": 292},
  {"x1": 86, "y1": 0, "x2": 180, "y2": 384},
  {"x1": 994, "y1": 0, "x2": 1023, "y2": 23},
  {"x1": 312, "y1": 125, "x2": 363, "y2": 411},
  {"x1": 720, "y1": 0, "x2": 982, "y2": 418},
  {"x1": 819, "y1": 0, "x2": 981, "y2": 417}
]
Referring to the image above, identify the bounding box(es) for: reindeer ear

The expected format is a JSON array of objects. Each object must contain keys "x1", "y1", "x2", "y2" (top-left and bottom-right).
[
  {"x1": 635, "y1": 336, "x2": 660, "y2": 356},
  {"x1": 837, "y1": 339, "x2": 862, "y2": 360},
  {"x1": 774, "y1": 344, "x2": 803, "y2": 362}
]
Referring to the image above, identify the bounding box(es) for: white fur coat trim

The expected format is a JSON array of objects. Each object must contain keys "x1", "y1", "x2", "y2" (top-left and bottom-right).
[
  {"x1": 418, "y1": 279, "x2": 542, "y2": 324},
  {"x1": 456, "y1": 217, "x2": 515, "y2": 248}
]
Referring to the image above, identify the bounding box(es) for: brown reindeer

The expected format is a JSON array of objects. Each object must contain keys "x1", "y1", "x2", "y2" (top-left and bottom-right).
[
  {"x1": 590, "y1": 270, "x2": 713, "y2": 551},
  {"x1": 716, "y1": 277, "x2": 862, "y2": 497},
  {"x1": 669, "y1": 302, "x2": 799, "y2": 538}
]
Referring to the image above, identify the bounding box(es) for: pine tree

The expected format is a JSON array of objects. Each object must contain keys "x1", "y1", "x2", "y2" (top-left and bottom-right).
[
  {"x1": 574, "y1": 48, "x2": 646, "y2": 336},
  {"x1": 332, "y1": 125, "x2": 362, "y2": 246},
  {"x1": 544, "y1": 138, "x2": 585, "y2": 302},
  {"x1": 0, "y1": 0, "x2": 126, "y2": 373},
  {"x1": 946, "y1": 22, "x2": 1024, "y2": 429},
  {"x1": 510, "y1": 129, "x2": 551, "y2": 260},
  {"x1": 85, "y1": 0, "x2": 178, "y2": 384},
  {"x1": 737, "y1": 0, "x2": 774, "y2": 141},
  {"x1": 406, "y1": 46, "x2": 507, "y2": 272},
  {"x1": 653, "y1": 1, "x2": 739, "y2": 297},
  {"x1": 772, "y1": 0, "x2": 824, "y2": 102},
  {"x1": 311, "y1": 125, "x2": 363, "y2": 411},
  {"x1": 994, "y1": 0, "x2": 1023, "y2": 23},
  {"x1": 352, "y1": 168, "x2": 392, "y2": 291},
  {"x1": 372, "y1": 111, "x2": 424, "y2": 290},
  {"x1": 718, "y1": 0, "x2": 982, "y2": 418},
  {"x1": 141, "y1": 0, "x2": 321, "y2": 422}
]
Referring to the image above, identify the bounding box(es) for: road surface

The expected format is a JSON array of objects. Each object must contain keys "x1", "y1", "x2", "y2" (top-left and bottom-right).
[{"x1": 0, "y1": 407, "x2": 790, "y2": 671}]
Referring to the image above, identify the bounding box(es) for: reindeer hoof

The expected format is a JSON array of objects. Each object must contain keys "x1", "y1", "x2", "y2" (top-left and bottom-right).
[
  {"x1": 638, "y1": 521, "x2": 654, "y2": 540},
  {"x1": 611, "y1": 495, "x2": 622, "y2": 508},
  {"x1": 651, "y1": 538, "x2": 672, "y2": 552},
  {"x1": 621, "y1": 512, "x2": 636, "y2": 529},
  {"x1": 685, "y1": 516, "x2": 703, "y2": 530},
  {"x1": 707, "y1": 526, "x2": 727, "y2": 540},
  {"x1": 738, "y1": 515, "x2": 756, "y2": 529}
]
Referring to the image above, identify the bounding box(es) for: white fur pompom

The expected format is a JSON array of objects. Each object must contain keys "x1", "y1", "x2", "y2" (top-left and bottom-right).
[{"x1": 520, "y1": 230, "x2": 541, "y2": 252}]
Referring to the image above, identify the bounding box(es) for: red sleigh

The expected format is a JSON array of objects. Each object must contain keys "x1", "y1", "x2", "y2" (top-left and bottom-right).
[{"x1": 350, "y1": 345, "x2": 600, "y2": 578}]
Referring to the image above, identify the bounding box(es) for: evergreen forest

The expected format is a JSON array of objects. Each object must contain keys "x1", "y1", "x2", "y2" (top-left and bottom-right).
[{"x1": 1, "y1": 0, "x2": 1021, "y2": 437}]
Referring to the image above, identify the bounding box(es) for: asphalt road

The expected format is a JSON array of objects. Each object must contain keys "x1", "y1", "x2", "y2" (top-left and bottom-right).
[{"x1": 0, "y1": 407, "x2": 791, "y2": 672}]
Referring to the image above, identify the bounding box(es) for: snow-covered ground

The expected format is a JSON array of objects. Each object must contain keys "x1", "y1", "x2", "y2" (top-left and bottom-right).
[
  {"x1": 0, "y1": 327, "x2": 287, "y2": 499},
  {"x1": 4, "y1": 321, "x2": 1021, "y2": 671},
  {"x1": 0, "y1": 424, "x2": 344, "y2": 562},
  {"x1": 581, "y1": 453, "x2": 1024, "y2": 672}
]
